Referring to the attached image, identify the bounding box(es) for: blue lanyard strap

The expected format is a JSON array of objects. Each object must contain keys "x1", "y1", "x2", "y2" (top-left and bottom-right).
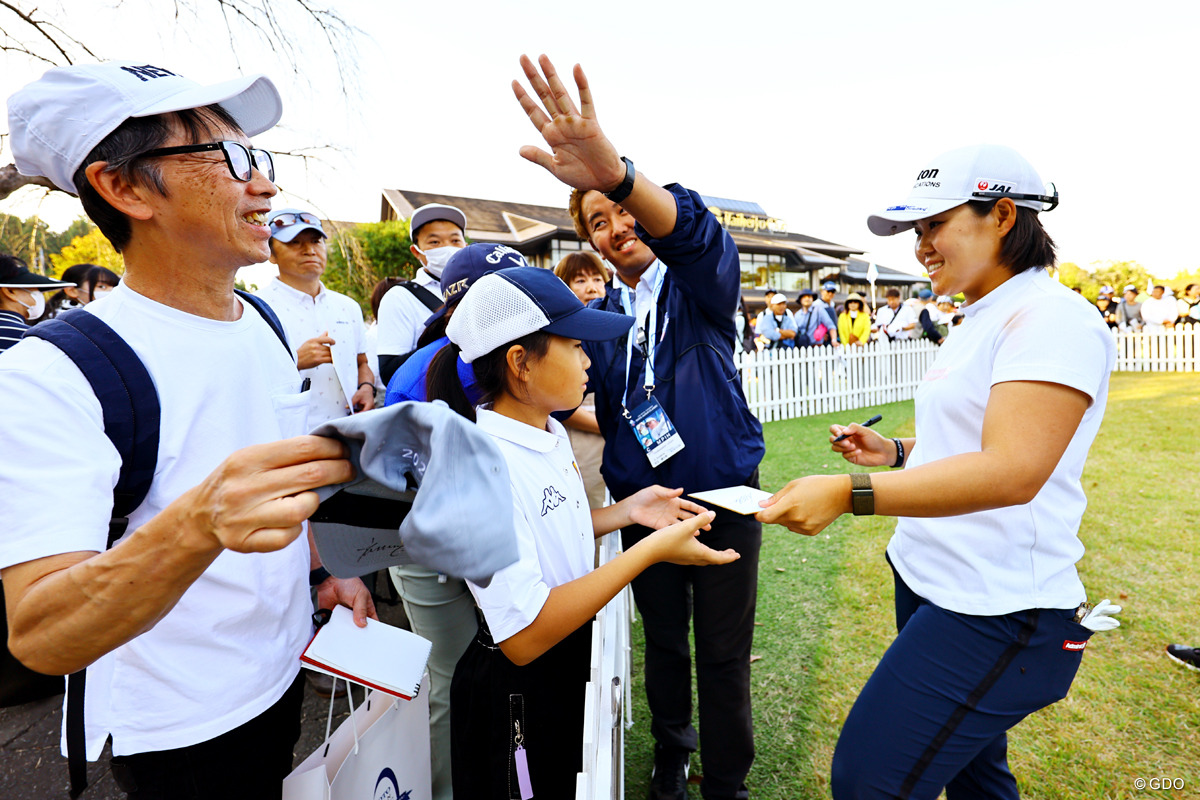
[{"x1": 619, "y1": 264, "x2": 666, "y2": 416}]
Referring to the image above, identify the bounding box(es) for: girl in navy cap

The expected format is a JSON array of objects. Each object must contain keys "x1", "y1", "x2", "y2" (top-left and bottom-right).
[
  {"x1": 428, "y1": 266, "x2": 739, "y2": 800},
  {"x1": 760, "y1": 145, "x2": 1117, "y2": 799}
]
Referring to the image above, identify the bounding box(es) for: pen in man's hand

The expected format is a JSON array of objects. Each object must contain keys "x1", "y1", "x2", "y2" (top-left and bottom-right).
[{"x1": 833, "y1": 414, "x2": 882, "y2": 442}]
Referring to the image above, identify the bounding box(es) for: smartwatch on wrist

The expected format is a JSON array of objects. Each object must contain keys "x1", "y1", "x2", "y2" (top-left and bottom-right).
[
  {"x1": 849, "y1": 473, "x2": 874, "y2": 516},
  {"x1": 604, "y1": 156, "x2": 636, "y2": 203}
]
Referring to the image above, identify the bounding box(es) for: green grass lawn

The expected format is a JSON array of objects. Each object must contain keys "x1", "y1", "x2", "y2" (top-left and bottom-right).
[{"x1": 624, "y1": 371, "x2": 1200, "y2": 799}]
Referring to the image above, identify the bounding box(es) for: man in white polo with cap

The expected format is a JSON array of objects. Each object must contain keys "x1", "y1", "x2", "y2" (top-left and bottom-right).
[
  {"x1": 375, "y1": 202, "x2": 467, "y2": 385},
  {"x1": 0, "y1": 62, "x2": 372, "y2": 799},
  {"x1": 257, "y1": 207, "x2": 376, "y2": 428}
]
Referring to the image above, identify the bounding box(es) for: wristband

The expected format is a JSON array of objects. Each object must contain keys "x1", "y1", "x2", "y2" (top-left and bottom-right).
[
  {"x1": 891, "y1": 438, "x2": 905, "y2": 469},
  {"x1": 849, "y1": 473, "x2": 874, "y2": 516},
  {"x1": 358, "y1": 382, "x2": 375, "y2": 392},
  {"x1": 604, "y1": 156, "x2": 636, "y2": 203},
  {"x1": 309, "y1": 566, "x2": 332, "y2": 586}
]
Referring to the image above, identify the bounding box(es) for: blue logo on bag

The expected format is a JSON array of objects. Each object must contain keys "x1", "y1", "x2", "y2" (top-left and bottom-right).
[{"x1": 373, "y1": 767, "x2": 411, "y2": 800}]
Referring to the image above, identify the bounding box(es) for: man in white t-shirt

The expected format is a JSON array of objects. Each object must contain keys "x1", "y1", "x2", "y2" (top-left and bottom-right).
[
  {"x1": 873, "y1": 287, "x2": 918, "y2": 340},
  {"x1": 1, "y1": 62, "x2": 373, "y2": 798},
  {"x1": 1139, "y1": 285, "x2": 1177, "y2": 334},
  {"x1": 375, "y1": 203, "x2": 467, "y2": 385},
  {"x1": 258, "y1": 208, "x2": 375, "y2": 428}
]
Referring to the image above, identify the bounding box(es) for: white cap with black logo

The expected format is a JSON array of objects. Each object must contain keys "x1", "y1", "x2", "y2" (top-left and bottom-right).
[
  {"x1": 867, "y1": 144, "x2": 1057, "y2": 237},
  {"x1": 7, "y1": 61, "x2": 282, "y2": 195}
]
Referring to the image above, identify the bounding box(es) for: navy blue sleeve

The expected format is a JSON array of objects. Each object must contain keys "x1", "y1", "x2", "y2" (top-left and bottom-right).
[{"x1": 634, "y1": 184, "x2": 741, "y2": 324}]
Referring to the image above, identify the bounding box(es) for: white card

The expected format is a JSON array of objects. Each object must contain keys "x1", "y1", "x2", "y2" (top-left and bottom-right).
[{"x1": 689, "y1": 486, "x2": 774, "y2": 515}]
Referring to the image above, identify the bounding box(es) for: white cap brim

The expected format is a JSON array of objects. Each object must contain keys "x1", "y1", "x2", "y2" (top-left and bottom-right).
[
  {"x1": 133, "y1": 74, "x2": 282, "y2": 138},
  {"x1": 867, "y1": 197, "x2": 965, "y2": 237}
]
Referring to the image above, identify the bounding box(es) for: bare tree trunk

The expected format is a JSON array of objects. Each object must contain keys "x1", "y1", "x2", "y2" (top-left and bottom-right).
[{"x1": 0, "y1": 164, "x2": 56, "y2": 202}]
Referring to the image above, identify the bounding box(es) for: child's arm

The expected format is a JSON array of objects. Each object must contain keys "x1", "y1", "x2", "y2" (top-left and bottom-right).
[
  {"x1": 590, "y1": 485, "x2": 710, "y2": 539},
  {"x1": 498, "y1": 510, "x2": 734, "y2": 665}
]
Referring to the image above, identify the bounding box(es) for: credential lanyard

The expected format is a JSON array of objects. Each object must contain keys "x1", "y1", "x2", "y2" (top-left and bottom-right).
[{"x1": 619, "y1": 264, "x2": 666, "y2": 417}]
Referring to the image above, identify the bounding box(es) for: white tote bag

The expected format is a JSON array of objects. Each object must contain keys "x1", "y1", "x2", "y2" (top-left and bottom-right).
[{"x1": 284, "y1": 676, "x2": 432, "y2": 800}]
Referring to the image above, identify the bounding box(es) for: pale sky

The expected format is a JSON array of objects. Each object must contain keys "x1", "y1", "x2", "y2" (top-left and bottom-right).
[{"x1": 2, "y1": 0, "x2": 1197, "y2": 284}]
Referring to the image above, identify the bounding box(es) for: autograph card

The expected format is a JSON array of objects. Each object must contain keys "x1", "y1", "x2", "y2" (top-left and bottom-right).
[{"x1": 688, "y1": 486, "x2": 774, "y2": 515}]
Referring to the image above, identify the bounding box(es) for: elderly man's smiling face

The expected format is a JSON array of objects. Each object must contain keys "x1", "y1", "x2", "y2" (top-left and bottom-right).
[{"x1": 141, "y1": 112, "x2": 277, "y2": 270}]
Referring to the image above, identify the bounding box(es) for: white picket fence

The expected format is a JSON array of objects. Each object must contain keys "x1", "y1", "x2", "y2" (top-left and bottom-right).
[
  {"x1": 735, "y1": 339, "x2": 940, "y2": 423},
  {"x1": 1113, "y1": 323, "x2": 1199, "y2": 372},
  {"x1": 576, "y1": 531, "x2": 632, "y2": 800},
  {"x1": 734, "y1": 325, "x2": 1200, "y2": 424}
]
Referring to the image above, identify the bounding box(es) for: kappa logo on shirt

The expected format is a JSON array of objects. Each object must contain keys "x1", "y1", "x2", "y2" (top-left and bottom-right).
[{"x1": 540, "y1": 486, "x2": 567, "y2": 516}]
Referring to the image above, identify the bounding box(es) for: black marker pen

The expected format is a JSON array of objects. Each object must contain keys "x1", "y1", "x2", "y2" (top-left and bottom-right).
[{"x1": 834, "y1": 414, "x2": 882, "y2": 442}]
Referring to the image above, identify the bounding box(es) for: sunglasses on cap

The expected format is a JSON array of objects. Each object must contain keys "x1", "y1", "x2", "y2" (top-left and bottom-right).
[
  {"x1": 136, "y1": 140, "x2": 274, "y2": 183},
  {"x1": 268, "y1": 211, "x2": 322, "y2": 230},
  {"x1": 971, "y1": 182, "x2": 1058, "y2": 212}
]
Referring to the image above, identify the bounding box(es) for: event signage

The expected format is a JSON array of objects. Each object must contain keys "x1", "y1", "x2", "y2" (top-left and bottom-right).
[{"x1": 707, "y1": 206, "x2": 789, "y2": 235}]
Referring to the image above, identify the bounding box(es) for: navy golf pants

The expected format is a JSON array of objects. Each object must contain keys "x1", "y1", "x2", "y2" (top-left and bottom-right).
[{"x1": 831, "y1": 560, "x2": 1093, "y2": 800}]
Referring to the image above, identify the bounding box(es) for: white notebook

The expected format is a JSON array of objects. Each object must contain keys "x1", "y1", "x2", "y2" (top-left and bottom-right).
[{"x1": 300, "y1": 604, "x2": 433, "y2": 700}]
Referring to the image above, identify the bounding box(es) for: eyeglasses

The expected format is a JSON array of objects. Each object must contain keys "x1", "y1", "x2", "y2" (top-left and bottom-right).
[
  {"x1": 135, "y1": 140, "x2": 274, "y2": 183},
  {"x1": 269, "y1": 212, "x2": 322, "y2": 230},
  {"x1": 971, "y1": 181, "x2": 1058, "y2": 212}
]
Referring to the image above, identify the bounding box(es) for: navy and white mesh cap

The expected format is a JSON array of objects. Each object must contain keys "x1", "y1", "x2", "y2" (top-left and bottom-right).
[
  {"x1": 867, "y1": 144, "x2": 1050, "y2": 237},
  {"x1": 7, "y1": 61, "x2": 281, "y2": 195},
  {"x1": 446, "y1": 266, "x2": 633, "y2": 363}
]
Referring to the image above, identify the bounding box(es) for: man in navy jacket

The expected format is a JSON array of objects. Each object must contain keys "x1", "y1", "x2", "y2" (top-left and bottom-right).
[{"x1": 514, "y1": 54, "x2": 764, "y2": 800}]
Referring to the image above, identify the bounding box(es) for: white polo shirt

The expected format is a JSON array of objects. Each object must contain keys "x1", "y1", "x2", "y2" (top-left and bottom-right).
[
  {"x1": 256, "y1": 278, "x2": 367, "y2": 428},
  {"x1": 467, "y1": 409, "x2": 594, "y2": 643},
  {"x1": 887, "y1": 269, "x2": 1116, "y2": 616},
  {"x1": 375, "y1": 268, "x2": 440, "y2": 358}
]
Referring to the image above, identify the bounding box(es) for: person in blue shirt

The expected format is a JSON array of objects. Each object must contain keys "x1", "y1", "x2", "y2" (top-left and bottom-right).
[
  {"x1": 794, "y1": 288, "x2": 837, "y2": 347},
  {"x1": 754, "y1": 292, "x2": 798, "y2": 348},
  {"x1": 513, "y1": 54, "x2": 765, "y2": 800}
]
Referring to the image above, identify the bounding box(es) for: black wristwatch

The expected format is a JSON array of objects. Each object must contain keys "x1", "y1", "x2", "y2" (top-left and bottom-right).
[
  {"x1": 849, "y1": 473, "x2": 874, "y2": 516},
  {"x1": 309, "y1": 566, "x2": 332, "y2": 586},
  {"x1": 604, "y1": 156, "x2": 636, "y2": 203}
]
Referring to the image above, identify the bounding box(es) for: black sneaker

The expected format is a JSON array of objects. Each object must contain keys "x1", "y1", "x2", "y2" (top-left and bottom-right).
[
  {"x1": 648, "y1": 745, "x2": 690, "y2": 800},
  {"x1": 1166, "y1": 644, "x2": 1200, "y2": 672}
]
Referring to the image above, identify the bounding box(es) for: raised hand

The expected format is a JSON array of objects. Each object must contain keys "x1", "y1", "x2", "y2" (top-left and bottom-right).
[{"x1": 512, "y1": 54, "x2": 625, "y2": 192}]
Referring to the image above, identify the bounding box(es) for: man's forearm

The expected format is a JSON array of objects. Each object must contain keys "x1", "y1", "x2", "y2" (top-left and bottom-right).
[{"x1": 3, "y1": 501, "x2": 224, "y2": 674}]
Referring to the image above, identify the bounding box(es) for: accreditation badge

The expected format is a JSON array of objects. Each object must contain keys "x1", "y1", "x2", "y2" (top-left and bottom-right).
[{"x1": 626, "y1": 396, "x2": 685, "y2": 467}]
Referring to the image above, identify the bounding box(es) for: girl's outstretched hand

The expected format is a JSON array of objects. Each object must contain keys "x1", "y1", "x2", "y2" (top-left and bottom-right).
[
  {"x1": 643, "y1": 511, "x2": 738, "y2": 566},
  {"x1": 627, "y1": 485, "x2": 711, "y2": 531}
]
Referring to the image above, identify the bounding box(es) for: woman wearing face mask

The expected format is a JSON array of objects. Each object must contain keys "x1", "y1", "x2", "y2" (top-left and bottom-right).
[
  {"x1": 39, "y1": 262, "x2": 97, "y2": 321},
  {"x1": 83, "y1": 266, "x2": 121, "y2": 303},
  {"x1": 0, "y1": 254, "x2": 74, "y2": 353}
]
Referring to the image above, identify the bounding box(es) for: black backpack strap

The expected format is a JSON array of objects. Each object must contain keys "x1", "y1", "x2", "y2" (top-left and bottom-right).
[
  {"x1": 401, "y1": 280, "x2": 443, "y2": 313},
  {"x1": 236, "y1": 289, "x2": 293, "y2": 359},
  {"x1": 26, "y1": 311, "x2": 160, "y2": 530},
  {"x1": 23, "y1": 308, "x2": 162, "y2": 799}
]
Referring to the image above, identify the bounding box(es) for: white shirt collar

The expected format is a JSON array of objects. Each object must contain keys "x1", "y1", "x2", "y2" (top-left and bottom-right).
[
  {"x1": 270, "y1": 277, "x2": 325, "y2": 302},
  {"x1": 961, "y1": 268, "x2": 1036, "y2": 318},
  {"x1": 476, "y1": 407, "x2": 567, "y2": 454}
]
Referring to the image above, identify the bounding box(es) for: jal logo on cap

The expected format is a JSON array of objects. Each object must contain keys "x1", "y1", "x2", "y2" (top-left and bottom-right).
[
  {"x1": 119, "y1": 64, "x2": 180, "y2": 82},
  {"x1": 976, "y1": 179, "x2": 1013, "y2": 193}
]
